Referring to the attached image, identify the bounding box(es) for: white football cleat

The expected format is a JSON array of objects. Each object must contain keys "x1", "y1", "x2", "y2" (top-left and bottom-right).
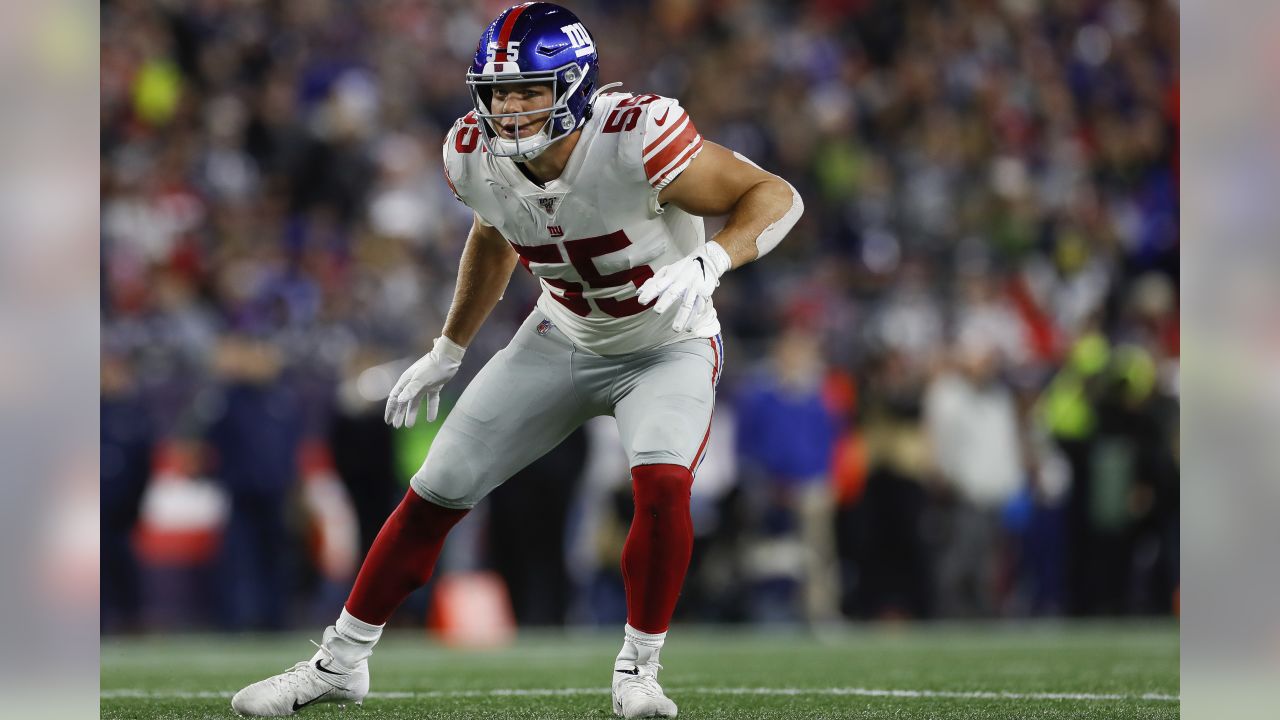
[
  {"x1": 231, "y1": 639, "x2": 369, "y2": 716},
  {"x1": 612, "y1": 660, "x2": 678, "y2": 718}
]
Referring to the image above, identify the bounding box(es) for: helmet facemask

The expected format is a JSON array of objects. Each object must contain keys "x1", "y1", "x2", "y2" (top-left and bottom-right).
[{"x1": 466, "y1": 61, "x2": 591, "y2": 163}]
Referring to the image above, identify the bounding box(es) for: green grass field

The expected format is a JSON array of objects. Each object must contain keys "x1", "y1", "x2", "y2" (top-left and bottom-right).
[{"x1": 102, "y1": 621, "x2": 1178, "y2": 719}]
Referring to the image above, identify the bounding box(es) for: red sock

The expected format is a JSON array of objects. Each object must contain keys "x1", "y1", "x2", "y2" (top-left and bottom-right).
[
  {"x1": 344, "y1": 489, "x2": 469, "y2": 625},
  {"x1": 622, "y1": 464, "x2": 695, "y2": 634}
]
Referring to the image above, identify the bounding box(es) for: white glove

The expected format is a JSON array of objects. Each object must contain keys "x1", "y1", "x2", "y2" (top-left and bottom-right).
[
  {"x1": 384, "y1": 336, "x2": 466, "y2": 429},
  {"x1": 636, "y1": 241, "x2": 732, "y2": 333}
]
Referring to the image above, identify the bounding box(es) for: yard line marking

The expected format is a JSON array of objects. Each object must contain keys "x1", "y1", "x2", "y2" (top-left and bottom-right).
[
  {"x1": 687, "y1": 688, "x2": 1180, "y2": 702},
  {"x1": 101, "y1": 687, "x2": 1180, "y2": 703}
]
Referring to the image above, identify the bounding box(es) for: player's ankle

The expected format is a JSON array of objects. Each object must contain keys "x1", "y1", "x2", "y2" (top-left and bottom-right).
[
  {"x1": 323, "y1": 609, "x2": 385, "y2": 668},
  {"x1": 618, "y1": 623, "x2": 667, "y2": 666},
  {"x1": 336, "y1": 607, "x2": 384, "y2": 644}
]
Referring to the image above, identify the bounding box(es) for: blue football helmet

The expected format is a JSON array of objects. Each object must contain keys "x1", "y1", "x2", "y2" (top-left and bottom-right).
[{"x1": 466, "y1": 3, "x2": 603, "y2": 162}]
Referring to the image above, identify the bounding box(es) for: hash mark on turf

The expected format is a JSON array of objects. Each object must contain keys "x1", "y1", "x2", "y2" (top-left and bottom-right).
[{"x1": 101, "y1": 687, "x2": 1179, "y2": 702}]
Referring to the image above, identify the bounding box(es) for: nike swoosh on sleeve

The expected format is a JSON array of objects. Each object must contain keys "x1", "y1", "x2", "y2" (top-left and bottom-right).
[{"x1": 654, "y1": 107, "x2": 670, "y2": 125}]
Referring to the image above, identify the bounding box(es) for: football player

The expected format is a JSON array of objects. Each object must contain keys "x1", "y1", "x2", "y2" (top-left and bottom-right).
[{"x1": 231, "y1": 3, "x2": 802, "y2": 717}]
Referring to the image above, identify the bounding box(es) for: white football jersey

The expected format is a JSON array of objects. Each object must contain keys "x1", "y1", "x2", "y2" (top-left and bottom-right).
[{"x1": 443, "y1": 91, "x2": 717, "y2": 356}]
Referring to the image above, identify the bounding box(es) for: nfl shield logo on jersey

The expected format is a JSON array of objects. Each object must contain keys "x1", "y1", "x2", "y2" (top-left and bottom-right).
[
  {"x1": 537, "y1": 319, "x2": 553, "y2": 336},
  {"x1": 538, "y1": 197, "x2": 558, "y2": 215}
]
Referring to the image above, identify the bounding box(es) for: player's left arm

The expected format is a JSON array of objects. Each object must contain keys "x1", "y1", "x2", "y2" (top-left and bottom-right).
[
  {"x1": 657, "y1": 141, "x2": 804, "y2": 269},
  {"x1": 637, "y1": 141, "x2": 803, "y2": 331}
]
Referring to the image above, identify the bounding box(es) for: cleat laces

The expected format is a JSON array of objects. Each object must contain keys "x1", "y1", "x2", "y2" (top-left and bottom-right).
[
  {"x1": 268, "y1": 662, "x2": 323, "y2": 693},
  {"x1": 627, "y1": 662, "x2": 668, "y2": 700},
  {"x1": 264, "y1": 640, "x2": 343, "y2": 695}
]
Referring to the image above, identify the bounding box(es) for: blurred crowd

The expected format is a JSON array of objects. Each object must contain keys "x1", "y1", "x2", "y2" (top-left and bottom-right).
[{"x1": 101, "y1": 0, "x2": 1179, "y2": 632}]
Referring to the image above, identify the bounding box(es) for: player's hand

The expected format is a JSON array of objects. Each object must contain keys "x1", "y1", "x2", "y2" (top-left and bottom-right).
[
  {"x1": 384, "y1": 336, "x2": 467, "y2": 429},
  {"x1": 636, "y1": 241, "x2": 732, "y2": 333}
]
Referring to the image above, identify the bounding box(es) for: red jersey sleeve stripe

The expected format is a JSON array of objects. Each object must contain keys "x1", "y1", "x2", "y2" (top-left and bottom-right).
[
  {"x1": 644, "y1": 121, "x2": 700, "y2": 182},
  {"x1": 643, "y1": 110, "x2": 689, "y2": 156},
  {"x1": 650, "y1": 130, "x2": 701, "y2": 184},
  {"x1": 652, "y1": 136, "x2": 704, "y2": 189},
  {"x1": 649, "y1": 135, "x2": 703, "y2": 188},
  {"x1": 643, "y1": 115, "x2": 690, "y2": 163}
]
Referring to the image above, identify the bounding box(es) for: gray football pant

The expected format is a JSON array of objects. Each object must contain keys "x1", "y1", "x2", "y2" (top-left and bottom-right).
[{"x1": 411, "y1": 311, "x2": 724, "y2": 509}]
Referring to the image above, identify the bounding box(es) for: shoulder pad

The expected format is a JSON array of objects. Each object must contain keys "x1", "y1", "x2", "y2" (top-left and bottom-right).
[
  {"x1": 635, "y1": 95, "x2": 703, "y2": 190},
  {"x1": 442, "y1": 111, "x2": 484, "y2": 203}
]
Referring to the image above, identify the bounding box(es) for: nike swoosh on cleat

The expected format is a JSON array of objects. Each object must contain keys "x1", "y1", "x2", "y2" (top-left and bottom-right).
[
  {"x1": 654, "y1": 107, "x2": 670, "y2": 126},
  {"x1": 615, "y1": 667, "x2": 640, "y2": 675},
  {"x1": 292, "y1": 688, "x2": 332, "y2": 711},
  {"x1": 314, "y1": 659, "x2": 342, "y2": 676}
]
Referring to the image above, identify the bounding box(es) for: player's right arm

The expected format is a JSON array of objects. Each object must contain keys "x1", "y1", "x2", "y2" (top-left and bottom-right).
[
  {"x1": 440, "y1": 213, "x2": 519, "y2": 348},
  {"x1": 386, "y1": 111, "x2": 522, "y2": 429},
  {"x1": 384, "y1": 213, "x2": 517, "y2": 429}
]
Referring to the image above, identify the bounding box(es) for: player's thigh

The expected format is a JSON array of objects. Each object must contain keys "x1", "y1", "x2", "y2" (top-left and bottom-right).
[
  {"x1": 612, "y1": 335, "x2": 724, "y2": 469},
  {"x1": 411, "y1": 315, "x2": 592, "y2": 508}
]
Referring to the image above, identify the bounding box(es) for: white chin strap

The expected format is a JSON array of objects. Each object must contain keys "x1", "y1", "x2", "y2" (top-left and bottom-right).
[
  {"x1": 490, "y1": 121, "x2": 556, "y2": 162},
  {"x1": 482, "y1": 66, "x2": 596, "y2": 163}
]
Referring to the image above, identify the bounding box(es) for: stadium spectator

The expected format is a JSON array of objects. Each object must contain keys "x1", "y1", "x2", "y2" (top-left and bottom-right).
[
  {"x1": 735, "y1": 322, "x2": 840, "y2": 623},
  {"x1": 924, "y1": 328, "x2": 1023, "y2": 617}
]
